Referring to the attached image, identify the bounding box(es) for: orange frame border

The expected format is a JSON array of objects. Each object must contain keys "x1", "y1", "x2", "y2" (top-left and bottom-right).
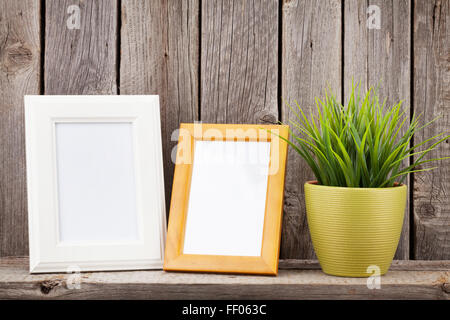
[{"x1": 163, "y1": 123, "x2": 289, "y2": 275}]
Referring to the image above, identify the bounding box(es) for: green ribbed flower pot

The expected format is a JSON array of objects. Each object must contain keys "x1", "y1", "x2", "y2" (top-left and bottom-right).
[{"x1": 305, "y1": 181, "x2": 407, "y2": 277}]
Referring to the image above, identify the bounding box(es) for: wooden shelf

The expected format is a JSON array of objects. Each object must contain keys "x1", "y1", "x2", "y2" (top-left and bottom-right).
[{"x1": 1, "y1": 257, "x2": 449, "y2": 300}]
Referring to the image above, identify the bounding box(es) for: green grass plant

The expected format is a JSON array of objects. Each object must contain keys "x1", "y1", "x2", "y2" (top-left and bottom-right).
[{"x1": 279, "y1": 82, "x2": 449, "y2": 188}]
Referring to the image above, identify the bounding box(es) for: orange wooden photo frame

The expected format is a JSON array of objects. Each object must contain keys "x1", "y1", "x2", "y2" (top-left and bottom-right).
[{"x1": 163, "y1": 123, "x2": 288, "y2": 275}]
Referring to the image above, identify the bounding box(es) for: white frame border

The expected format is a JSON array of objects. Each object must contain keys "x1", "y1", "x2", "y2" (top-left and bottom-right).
[{"x1": 25, "y1": 95, "x2": 166, "y2": 273}]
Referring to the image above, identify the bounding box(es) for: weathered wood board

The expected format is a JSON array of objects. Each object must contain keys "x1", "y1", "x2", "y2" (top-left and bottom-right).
[
  {"x1": 121, "y1": 0, "x2": 199, "y2": 211},
  {"x1": 200, "y1": 0, "x2": 278, "y2": 124},
  {"x1": 344, "y1": 0, "x2": 412, "y2": 260},
  {"x1": 45, "y1": 0, "x2": 117, "y2": 94},
  {"x1": 0, "y1": 0, "x2": 41, "y2": 257},
  {"x1": 413, "y1": 0, "x2": 450, "y2": 259},
  {"x1": 281, "y1": 0, "x2": 342, "y2": 258},
  {"x1": 0, "y1": 257, "x2": 448, "y2": 300}
]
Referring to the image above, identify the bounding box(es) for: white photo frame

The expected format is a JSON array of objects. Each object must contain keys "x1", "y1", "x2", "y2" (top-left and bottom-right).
[{"x1": 24, "y1": 95, "x2": 166, "y2": 273}]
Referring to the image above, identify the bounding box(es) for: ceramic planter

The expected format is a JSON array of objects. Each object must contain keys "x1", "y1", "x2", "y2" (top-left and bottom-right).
[{"x1": 304, "y1": 181, "x2": 406, "y2": 277}]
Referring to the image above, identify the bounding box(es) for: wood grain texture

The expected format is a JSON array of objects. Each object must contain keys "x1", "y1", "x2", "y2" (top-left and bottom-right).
[
  {"x1": 279, "y1": 259, "x2": 450, "y2": 271},
  {"x1": 0, "y1": 0, "x2": 40, "y2": 257},
  {"x1": 200, "y1": 0, "x2": 278, "y2": 124},
  {"x1": 0, "y1": 257, "x2": 449, "y2": 300},
  {"x1": 121, "y1": 0, "x2": 199, "y2": 210},
  {"x1": 45, "y1": 0, "x2": 117, "y2": 94},
  {"x1": 413, "y1": 0, "x2": 450, "y2": 259},
  {"x1": 281, "y1": 0, "x2": 342, "y2": 258},
  {"x1": 344, "y1": 0, "x2": 411, "y2": 259}
]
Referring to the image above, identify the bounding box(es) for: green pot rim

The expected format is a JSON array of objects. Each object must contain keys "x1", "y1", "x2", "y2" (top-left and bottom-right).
[{"x1": 305, "y1": 180, "x2": 407, "y2": 191}]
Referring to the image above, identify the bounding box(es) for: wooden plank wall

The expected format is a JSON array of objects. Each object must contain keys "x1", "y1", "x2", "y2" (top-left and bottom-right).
[
  {"x1": 413, "y1": 0, "x2": 450, "y2": 259},
  {"x1": 0, "y1": 0, "x2": 449, "y2": 260},
  {"x1": 200, "y1": 0, "x2": 278, "y2": 124},
  {"x1": 281, "y1": 0, "x2": 342, "y2": 258},
  {"x1": 0, "y1": 0, "x2": 41, "y2": 257},
  {"x1": 121, "y1": 0, "x2": 199, "y2": 211},
  {"x1": 344, "y1": 0, "x2": 411, "y2": 259},
  {"x1": 45, "y1": 0, "x2": 118, "y2": 95}
]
